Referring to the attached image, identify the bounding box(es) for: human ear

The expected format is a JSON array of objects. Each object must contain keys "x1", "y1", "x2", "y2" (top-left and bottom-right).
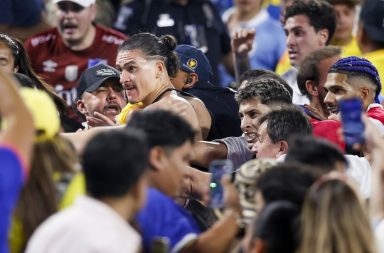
[
  {"x1": 184, "y1": 73, "x2": 198, "y2": 88},
  {"x1": 305, "y1": 80, "x2": 318, "y2": 96},
  {"x1": 76, "y1": 99, "x2": 88, "y2": 115},
  {"x1": 317, "y1": 29, "x2": 329, "y2": 46},
  {"x1": 148, "y1": 146, "x2": 166, "y2": 172},
  {"x1": 155, "y1": 61, "x2": 166, "y2": 79},
  {"x1": 276, "y1": 140, "x2": 289, "y2": 158},
  {"x1": 360, "y1": 87, "x2": 370, "y2": 101},
  {"x1": 89, "y1": 4, "x2": 97, "y2": 21}
]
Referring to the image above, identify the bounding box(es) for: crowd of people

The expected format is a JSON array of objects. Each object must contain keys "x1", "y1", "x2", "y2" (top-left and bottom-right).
[{"x1": 1, "y1": 0, "x2": 384, "y2": 253}]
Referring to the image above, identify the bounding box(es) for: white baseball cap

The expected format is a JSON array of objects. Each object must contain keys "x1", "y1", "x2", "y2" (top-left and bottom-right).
[{"x1": 53, "y1": 0, "x2": 96, "y2": 7}]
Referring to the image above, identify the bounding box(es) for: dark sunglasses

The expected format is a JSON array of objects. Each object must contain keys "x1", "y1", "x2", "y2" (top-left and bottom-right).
[{"x1": 57, "y1": 1, "x2": 85, "y2": 13}]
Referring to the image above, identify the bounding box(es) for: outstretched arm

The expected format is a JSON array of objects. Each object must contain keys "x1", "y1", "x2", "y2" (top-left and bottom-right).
[
  {"x1": 0, "y1": 70, "x2": 34, "y2": 168},
  {"x1": 180, "y1": 176, "x2": 241, "y2": 253},
  {"x1": 191, "y1": 141, "x2": 228, "y2": 169},
  {"x1": 61, "y1": 125, "x2": 122, "y2": 154}
]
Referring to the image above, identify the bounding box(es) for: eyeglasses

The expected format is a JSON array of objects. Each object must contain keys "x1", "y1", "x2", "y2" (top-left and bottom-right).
[{"x1": 57, "y1": 1, "x2": 85, "y2": 13}]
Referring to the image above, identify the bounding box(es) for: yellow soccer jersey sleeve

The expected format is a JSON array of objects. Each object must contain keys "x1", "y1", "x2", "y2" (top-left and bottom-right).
[{"x1": 116, "y1": 102, "x2": 144, "y2": 125}]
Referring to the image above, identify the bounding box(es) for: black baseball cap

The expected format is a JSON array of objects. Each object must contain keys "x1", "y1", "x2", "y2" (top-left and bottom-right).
[
  {"x1": 76, "y1": 63, "x2": 120, "y2": 100},
  {"x1": 360, "y1": 0, "x2": 384, "y2": 43}
]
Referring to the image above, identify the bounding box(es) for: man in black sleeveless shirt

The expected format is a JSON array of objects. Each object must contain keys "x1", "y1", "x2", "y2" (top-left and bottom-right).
[{"x1": 172, "y1": 44, "x2": 242, "y2": 141}]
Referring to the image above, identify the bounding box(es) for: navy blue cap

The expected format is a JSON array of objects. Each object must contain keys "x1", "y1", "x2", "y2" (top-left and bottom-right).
[
  {"x1": 76, "y1": 63, "x2": 120, "y2": 100},
  {"x1": 175, "y1": 44, "x2": 213, "y2": 82}
]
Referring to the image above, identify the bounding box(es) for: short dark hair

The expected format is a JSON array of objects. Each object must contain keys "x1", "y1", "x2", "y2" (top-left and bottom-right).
[
  {"x1": 256, "y1": 162, "x2": 321, "y2": 207},
  {"x1": 235, "y1": 78, "x2": 292, "y2": 105},
  {"x1": 326, "y1": 0, "x2": 358, "y2": 8},
  {"x1": 239, "y1": 69, "x2": 293, "y2": 97},
  {"x1": 258, "y1": 107, "x2": 312, "y2": 143},
  {"x1": 126, "y1": 109, "x2": 195, "y2": 151},
  {"x1": 284, "y1": 0, "x2": 336, "y2": 45},
  {"x1": 119, "y1": 33, "x2": 179, "y2": 78},
  {"x1": 82, "y1": 129, "x2": 149, "y2": 198},
  {"x1": 286, "y1": 135, "x2": 348, "y2": 172},
  {"x1": 252, "y1": 201, "x2": 300, "y2": 253},
  {"x1": 297, "y1": 47, "x2": 341, "y2": 98}
]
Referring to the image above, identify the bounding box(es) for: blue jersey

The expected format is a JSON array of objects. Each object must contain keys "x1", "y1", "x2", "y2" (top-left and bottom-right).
[
  {"x1": 219, "y1": 9, "x2": 286, "y2": 87},
  {"x1": 137, "y1": 188, "x2": 201, "y2": 253},
  {"x1": 0, "y1": 146, "x2": 25, "y2": 253}
]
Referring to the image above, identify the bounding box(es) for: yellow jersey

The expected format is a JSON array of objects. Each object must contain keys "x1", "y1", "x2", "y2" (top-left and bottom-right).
[
  {"x1": 332, "y1": 37, "x2": 361, "y2": 57},
  {"x1": 276, "y1": 50, "x2": 291, "y2": 76},
  {"x1": 9, "y1": 173, "x2": 86, "y2": 253},
  {"x1": 116, "y1": 102, "x2": 144, "y2": 125}
]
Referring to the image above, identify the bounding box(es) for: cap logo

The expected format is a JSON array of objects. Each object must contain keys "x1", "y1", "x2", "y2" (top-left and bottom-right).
[
  {"x1": 96, "y1": 68, "x2": 117, "y2": 77},
  {"x1": 187, "y1": 58, "x2": 197, "y2": 69}
]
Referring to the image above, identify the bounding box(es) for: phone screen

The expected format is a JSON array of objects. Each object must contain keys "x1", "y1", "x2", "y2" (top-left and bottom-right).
[
  {"x1": 339, "y1": 97, "x2": 365, "y2": 147},
  {"x1": 209, "y1": 160, "x2": 233, "y2": 209}
]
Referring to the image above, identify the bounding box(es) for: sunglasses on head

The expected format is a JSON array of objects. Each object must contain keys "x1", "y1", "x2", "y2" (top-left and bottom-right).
[
  {"x1": 57, "y1": 1, "x2": 85, "y2": 13},
  {"x1": 0, "y1": 34, "x2": 19, "y2": 55}
]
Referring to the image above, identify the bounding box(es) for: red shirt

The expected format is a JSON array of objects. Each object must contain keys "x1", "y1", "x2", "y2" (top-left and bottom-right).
[
  {"x1": 308, "y1": 104, "x2": 384, "y2": 152},
  {"x1": 25, "y1": 25, "x2": 127, "y2": 106},
  {"x1": 367, "y1": 104, "x2": 384, "y2": 125},
  {"x1": 311, "y1": 118, "x2": 345, "y2": 152}
]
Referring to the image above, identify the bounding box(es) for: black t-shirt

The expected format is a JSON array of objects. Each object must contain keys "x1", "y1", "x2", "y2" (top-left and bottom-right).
[{"x1": 185, "y1": 84, "x2": 242, "y2": 140}]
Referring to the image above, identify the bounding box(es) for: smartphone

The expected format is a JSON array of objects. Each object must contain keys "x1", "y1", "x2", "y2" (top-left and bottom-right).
[
  {"x1": 339, "y1": 97, "x2": 365, "y2": 147},
  {"x1": 209, "y1": 160, "x2": 233, "y2": 209}
]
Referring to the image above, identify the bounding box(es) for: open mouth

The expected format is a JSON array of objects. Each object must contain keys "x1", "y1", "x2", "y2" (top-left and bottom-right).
[
  {"x1": 104, "y1": 103, "x2": 121, "y2": 115},
  {"x1": 61, "y1": 23, "x2": 78, "y2": 33},
  {"x1": 123, "y1": 84, "x2": 139, "y2": 102},
  {"x1": 244, "y1": 132, "x2": 257, "y2": 143},
  {"x1": 124, "y1": 84, "x2": 136, "y2": 90},
  {"x1": 327, "y1": 106, "x2": 339, "y2": 115},
  {"x1": 288, "y1": 50, "x2": 298, "y2": 60}
]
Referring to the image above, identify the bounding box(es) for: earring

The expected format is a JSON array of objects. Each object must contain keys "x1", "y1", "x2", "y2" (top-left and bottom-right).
[{"x1": 185, "y1": 77, "x2": 192, "y2": 84}]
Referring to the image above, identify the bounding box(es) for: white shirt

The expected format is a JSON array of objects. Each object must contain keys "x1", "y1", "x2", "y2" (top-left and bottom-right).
[
  {"x1": 277, "y1": 153, "x2": 372, "y2": 198},
  {"x1": 345, "y1": 155, "x2": 372, "y2": 198},
  {"x1": 283, "y1": 67, "x2": 310, "y2": 105},
  {"x1": 26, "y1": 196, "x2": 141, "y2": 253}
]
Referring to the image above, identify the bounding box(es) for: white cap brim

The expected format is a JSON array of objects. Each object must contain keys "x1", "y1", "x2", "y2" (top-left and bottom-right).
[{"x1": 53, "y1": 0, "x2": 96, "y2": 7}]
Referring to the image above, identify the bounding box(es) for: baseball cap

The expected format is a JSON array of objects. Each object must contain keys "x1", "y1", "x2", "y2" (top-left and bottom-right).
[
  {"x1": 175, "y1": 44, "x2": 213, "y2": 82},
  {"x1": 21, "y1": 88, "x2": 60, "y2": 142},
  {"x1": 53, "y1": 0, "x2": 96, "y2": 8},
  {"x1": 360, "y1": 0, "x2": 384, "y2": 43},
  {"x1": 235, "y1": 158, "x2": 276, "y2": 224},
  {"x1": 76, "y1": 63, "x2": 120, "y2": 100}
]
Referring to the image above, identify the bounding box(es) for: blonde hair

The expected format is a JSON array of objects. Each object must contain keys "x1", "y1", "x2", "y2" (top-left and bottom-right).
[{"x1": 297, "y1": 177, "x2": 376, "y2": 253}]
